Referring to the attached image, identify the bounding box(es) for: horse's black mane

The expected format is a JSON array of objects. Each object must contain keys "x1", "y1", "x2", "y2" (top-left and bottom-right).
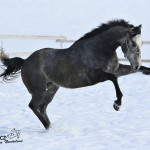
[{"x1": 78, "y1": 19, "x2": 134, "y2": 41}]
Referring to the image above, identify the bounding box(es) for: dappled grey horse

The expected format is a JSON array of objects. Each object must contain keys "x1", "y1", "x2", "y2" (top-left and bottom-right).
[{"x1": 0, "y1": 19, "x2": 150, "y2": 129}]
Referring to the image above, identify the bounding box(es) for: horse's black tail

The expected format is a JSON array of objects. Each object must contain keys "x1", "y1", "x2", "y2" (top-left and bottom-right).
[{"x1": 0, "y1": 49, "x2": 25, "y2": 81}]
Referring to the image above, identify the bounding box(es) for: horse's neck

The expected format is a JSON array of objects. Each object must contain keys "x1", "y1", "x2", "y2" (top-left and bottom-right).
[
  {"x1": 95, "y1": 26, "x2": 127, "y2": 53},
  {"x1": 71, "y1": 27, "x2": 126, "y2": 57},
  {"x1": 81, "y1": 33, "x2": 119, "y2": 55}
]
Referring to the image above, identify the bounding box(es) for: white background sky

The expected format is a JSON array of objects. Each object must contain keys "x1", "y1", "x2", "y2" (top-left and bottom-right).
[{"x1": 0, "y1": 0, "x2": 149, "y2": 59}]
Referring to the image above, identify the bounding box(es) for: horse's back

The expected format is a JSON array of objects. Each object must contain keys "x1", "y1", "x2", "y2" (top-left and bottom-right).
[{"x1": 21, "y1": 48, "x2": 92, "y2": 89}]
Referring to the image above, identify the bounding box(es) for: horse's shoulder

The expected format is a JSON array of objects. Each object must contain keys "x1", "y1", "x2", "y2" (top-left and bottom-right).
[{"x1": 105, "y1": 52, "x2": 119, "y2": 73}]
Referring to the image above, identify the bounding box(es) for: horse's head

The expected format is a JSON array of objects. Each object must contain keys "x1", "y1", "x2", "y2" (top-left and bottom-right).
[{"x1": 121, "y1": 25, "x2": 142, "y2": 70}]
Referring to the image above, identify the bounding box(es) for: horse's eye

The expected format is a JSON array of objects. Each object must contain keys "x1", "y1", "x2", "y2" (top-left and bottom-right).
[{"x1": 132, "y1": 42, "x2": 136, "y2": 47}]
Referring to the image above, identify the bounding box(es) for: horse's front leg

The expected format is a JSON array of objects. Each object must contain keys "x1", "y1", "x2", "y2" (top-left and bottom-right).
[
  {"x1": 139, "y1": 66, "x2": 150, "y2": 75},
  {"x1": 107, "y1": 73, "x2": 123, "y2": 111},
  {"x1": 87, "y1": 70, "x2": 123, "y2": 111},
  {"x1": 114, "y1": 63, "x2": 150, "y2": 77}
]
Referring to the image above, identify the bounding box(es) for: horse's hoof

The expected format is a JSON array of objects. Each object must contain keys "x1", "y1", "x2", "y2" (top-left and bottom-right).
[
  {"x1": 143, "y1": 71, "x2": 150, "y2": 75},
  {"x1": 44, "y1": 122, "x2": 51, "y2": 130},
  {"x1": 113, "y1": 102, "x2": 121, "y2": 111},
  {"x1": 45, "y1": 125, "x2": 50, "y2": 130}
]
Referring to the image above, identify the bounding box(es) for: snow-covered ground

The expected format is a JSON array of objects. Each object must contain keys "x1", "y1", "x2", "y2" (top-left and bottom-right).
[
  {"x1": 0, "y1": 71, "x2": 150, "y2": 150},
  {"x1": 0, "y1": 0, "x2": 150, "y2": 150}
]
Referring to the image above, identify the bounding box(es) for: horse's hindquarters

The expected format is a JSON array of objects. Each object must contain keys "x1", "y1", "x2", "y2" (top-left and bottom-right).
[{"x1": 21, "y1": 50, "x2": 48, "y2": 94}]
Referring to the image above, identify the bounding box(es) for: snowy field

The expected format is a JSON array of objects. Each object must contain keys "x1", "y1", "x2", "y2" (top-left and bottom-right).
[
  {"x1": 0, "y1": 69, "x2": 150, "y2": 150},
  {"x1": 0, "y1": 0, "x2": 150, "y2": 150}
]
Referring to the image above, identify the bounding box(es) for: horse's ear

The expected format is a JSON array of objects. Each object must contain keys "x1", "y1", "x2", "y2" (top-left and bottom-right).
[
  {"x1": 138, "y1": 24, "x2": 142, "y2": 30},
  {"x1": 132, "y1": 24, "x2": 142, "y2": 35}
]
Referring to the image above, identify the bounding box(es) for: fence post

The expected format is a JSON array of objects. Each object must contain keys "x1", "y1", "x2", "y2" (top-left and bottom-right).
[
  {"x1": 60, "y1": 41, "x2": 63, "y2": 49},
  {"x1": 56, "y1": 39, "x2": 66, "y2": 49}
]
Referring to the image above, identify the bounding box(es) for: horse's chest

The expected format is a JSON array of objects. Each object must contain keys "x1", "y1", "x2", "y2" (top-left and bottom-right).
[{"x1": 105, "y1": 55, "x2": 119, "y2": 73}]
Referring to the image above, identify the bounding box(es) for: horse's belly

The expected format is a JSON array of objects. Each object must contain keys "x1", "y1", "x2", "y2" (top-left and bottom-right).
[{"x1": 47, "y1": 72, "x2": 92, "y2": 88}]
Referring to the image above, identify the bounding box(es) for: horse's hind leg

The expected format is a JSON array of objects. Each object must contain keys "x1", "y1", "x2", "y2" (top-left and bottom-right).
[
  {"x1": 29, "y1": 83, "x2": 58, "y2": 130},
  {"x1": 29, "y1": 92, "x2": 51, "y2": 129},
  {"x1": 39, "y1": 83, "x2": 59, "y2": 119}
]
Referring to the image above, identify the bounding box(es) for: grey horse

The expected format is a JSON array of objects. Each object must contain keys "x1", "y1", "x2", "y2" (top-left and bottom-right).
[{"x1": 0, "y1": 19, "x2": 150, "y2": 129}]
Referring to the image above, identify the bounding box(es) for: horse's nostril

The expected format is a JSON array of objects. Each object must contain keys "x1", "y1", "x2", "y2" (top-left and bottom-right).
[{"x1": 135, "y1": 66, "x2": 139, "y2": 70}]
